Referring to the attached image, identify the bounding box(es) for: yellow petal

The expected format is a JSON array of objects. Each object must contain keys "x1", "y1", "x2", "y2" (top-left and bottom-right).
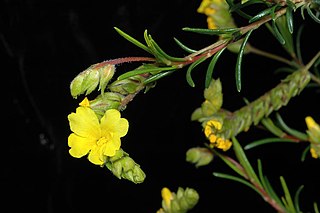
[
  {"x1": 79, "y1": 97, "x2": 90, "y2": 107},
  {"x1": 305, "y1": 116, "x2": 320, "y2": 131},
  {"x1": 88, "y1": 145, "x2": 105, "y2": 165},
  {"x1": 161, "y1": 187, "x2": 172, "y2": 207},
  {"x1": 68, "y1": 133, "x2": 95, "y2": 158},
  {"x1": 207, "y1": 120, "x2": 222, "y2": 130},
  {"x1": 204, "y1": 125, "x2": 212, "y2": 137},
  {"x1": 310, "y1": 148, "x2": 319, "y2": 159},
  {"x1": 100, "y1": 109, "x2": 129, "y2": 137},
  {"x1": 103, "y1": 137, "x2": 121, "y2": 157},
  {"x1": 68, "y1": 106, "x2": 101, "y2": 139}
]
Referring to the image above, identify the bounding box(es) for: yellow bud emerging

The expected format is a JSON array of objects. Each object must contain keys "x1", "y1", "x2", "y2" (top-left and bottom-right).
[
  {"x1": 216, "y1": 138, "x2": 232, "y2": 151},
  {"x1": 207, "y1": 120, "x2": 222, "y2": 130},
  {"x1": 161, "y1": 187, "x2": 173, "y2": 208},
  {"x1": 306, "y1": 116, "x2": 320, "y2": 131},
  {"x1": 310, "y1": 148, "x2": 318, "y2": 159},
  {"x1": 79, "y1": 97, "x2": 90, "y2": 107}
]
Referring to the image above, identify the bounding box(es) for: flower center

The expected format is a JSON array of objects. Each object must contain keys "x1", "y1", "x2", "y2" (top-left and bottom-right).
[
  {"x1": 96, "y1": 132, "x2": 113, "y2": 146},
  {"x1": 97, "y1": 137, "x2": 108, "y2": 146}
]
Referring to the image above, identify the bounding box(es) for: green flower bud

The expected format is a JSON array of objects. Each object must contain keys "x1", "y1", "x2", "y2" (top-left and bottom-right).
[
  {"x1": 98, "y1": 64, "x2": 115, "y2": 94},
  {"x1": 158, "y1": 187, "x2": 199, "y2": 213},
  {"x1": 70, "y1": 64, "x2": 115, "y2": 98},
  {"x1": 190, "y1": 108, "x2": 204, "y2": 121},
  {"x1": 104, "y1": 149, "x2": 146, "y2": 184},
  {"x1": 191, "y1": 79, "x2": 223, "y2": 121},
  {"x1": 89, "y1": 92, "x2": 123, "y2": 118},
  {"x1": 184, "y1": 188, "x2": 199, "y2": 208},
  {"x1": 227, "y1": 39, "x2": 251, "y2": 54},
  {"x1": 111, "y1": 160, "x2": 122, "y2": 179},
  {"x1": 70, "y1": 66, "x2": 99, "y2": 98},
  {"x1": 186, "y1": 147, "x2": 214, "y2": 167},
  {"x1": 69, "y1": 73, "x2": 84, "y2": 98},
  {"x1": 131, "y1": 165, "x2": 146, "y2": 184},
  {"x1": 108, "y1": 75, "x2": 146, "y2": 95},
  {"x1": 109, "y1": 149, "x2": 125, "y2": 162},
  {"x1": 119, "y1": 156, "x2": 135, "y2": 172},
  {"x1": 171, "y1": 200, "x2": 181, "y2": 213},
  {"x1": 81, "y1": 68, "x2": 99, "y2": 95}
]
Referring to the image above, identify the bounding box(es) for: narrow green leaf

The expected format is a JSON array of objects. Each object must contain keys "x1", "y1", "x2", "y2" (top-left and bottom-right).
[
  {"x1": 230, "y1": 0, "x2": 271, "y2": 12},
  {"x1": 261, "y1": 117, "x2": 286, "y2": 137},
  {"x1": 174, "y1": 37, "x2": 197, "y2": 53},
  {"x1": 205, "y1": 47, "x2": 226, "y2": 88},
  {"x1": 235, "y1": 29, "x2": 253, "y2": 92},
  {"x1": 211, "y1": 148, "x2": 246, "y2": 178},
  {"x1": 257, "y1": 159, "x2": 267, "y2": 189},
  {"x1": 213, "y1": 172, "x2": 263, "y2": 196},
  {"x1": 226, "y1": 0, "x2": 253, "y2": 19},
  {"x1": 286, "y1": 7, "x2": 294, "y2": 34},
  {"x1": 300, "y1": 5, "x2": 306, "y2": 20},
  {"x1": 314, "y1": 202, "x2": 319, "y2": 213},
  {"x1": 306, "y1": 6, "x2": 320, "y2": 24},
  {"x1": 144, "y1": 29, "x2": 152, "y2": 48},
  {"x1": 263, "y1": 176, "x2": 287, "y2": 210},
  {"x1": 232, "y1": 136, "x2": 262, "y2": 188},
  {"x1": 118, "y1": 66, "x2": 176, "y2": 80},
  {"x1": 143, "y1": 70, "x2": 175, "y2": 85},
  {"x1": 286, "y1": 0, "x2": 296, "y2": 9},
  {"x1": 149, "y1": 38, "x2": 186, "y2": 62},
  {"x1": 281, "y1": 196, "x2": 290, "y2": 210},
  {"x1": 244, "y1": 138, "x2": 296, "y2": 150},
  {"x1": 186, "y1": 57, "x2": 207, "y2": 87},
  {"x1": 294, "y1": 185, "x2": 304, "y2": 213},
  {"x1": 280, "y1": 176, "x2": 295, "y2": 212},
  {"x1": 275, "y1": 113, "x2": 308, "y2": 141},
  {"x1": 249, "y1": 7, "x2": 274, "y2": 23},
  {"x1": 114, "y1": 27, "x2": 151, "y2": 54},
  {"x1": 183, "y1": 27, "x2": 239, "y2": 36},
  {"x1": 272, "y1": 21, "x2": 286, "y2": 45},
  {"x1": 300, "y1": 145, "x2": 310, "y2": 162},
  {"x1": 296, "y1": 25, "x2": 304, "y2": 63},
  {"x1": 276, "y1": 16, "x2": 295, "y2": 55}
]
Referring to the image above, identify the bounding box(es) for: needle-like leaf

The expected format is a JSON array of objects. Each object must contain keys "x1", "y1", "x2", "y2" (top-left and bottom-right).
[{"x1": 235, "y1": 29, "x2": 253, "y2": 92}]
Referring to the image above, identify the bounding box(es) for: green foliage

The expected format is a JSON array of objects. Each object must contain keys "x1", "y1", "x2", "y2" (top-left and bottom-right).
[{"x1": 68, "y1": 0, "x2": 320, "y2": 211}]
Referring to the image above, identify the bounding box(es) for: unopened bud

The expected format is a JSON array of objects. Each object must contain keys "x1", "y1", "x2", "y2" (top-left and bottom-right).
[
  {"x1": 108, "y1": 75, "x2": 145, "y2": 95},
  {"x1": 98, "y1": 64, "x2": 115, "y2": 94},
  {"x1": 119, "y1": 156, "x2": 135, "y2": 172},
  {"x1": 159, "y1": 187, "x2": 199, "y2": 213},
  {"x1": 186, "y1": 147, "x2": 213, "y2": 167},
  {"x1": 131, "y1": 165, "x2": 146, "y2": 184},
  {"x1": 202, "y1": 78, "x2": 223, "y2": 116},
  {"x1": 111, "y1": 160, "x2": 122, "y2": 179},
  {"x1": 105, "y1": 150, "x2": 146, "y2": 184},
  {"x1": 109, "y1": 149, "x2": 125, "y2": 162},
  {"x1": 89, "y1": 92, "x2": 123, "y2": 118},
  {"x1": 70, "y1": 64, "x2": 115, "y2": 98}
]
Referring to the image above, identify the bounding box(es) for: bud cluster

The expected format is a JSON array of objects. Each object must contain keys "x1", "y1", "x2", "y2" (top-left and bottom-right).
[
  {"x1": 157, "y1": 187, "x2": 199, "y2": 213},
  {"x1": 105, "y1": 149, "x2": 146, "y2": 184}
]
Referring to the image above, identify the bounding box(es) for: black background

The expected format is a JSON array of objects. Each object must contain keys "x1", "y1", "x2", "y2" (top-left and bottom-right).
[{"x1": 1, "y1": 0, "x2": 320, "y2": 212}]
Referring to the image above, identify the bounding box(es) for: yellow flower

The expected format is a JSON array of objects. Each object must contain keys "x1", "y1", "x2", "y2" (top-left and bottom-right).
[
  {"x1": 209, "y1": 134, "x2": 217, "y2": 143},
  {"x1": 216, "y1": 138, "x2": 232, "y2": 151},
  {"x1": 310, "y1": 148, "x2": 318, "y2": 159},
  {"x1": 79, "y1": 97, "x2": 90, "y2": 107},
  {"x1": 161, "y1": 187, "x2": 173, "y2": 208},
  {"x1": 68, "y1": 106, "x2": 129, "y2": 165},
  {"x1": 305, "y1": 116, "x2": 320, "y2": 132},
  {"x1": 206, "y1": 120, "x2": 222, "y2": 130},
  {"x1": 305, "y1": 116, "x2": 320, "y2": 159}
]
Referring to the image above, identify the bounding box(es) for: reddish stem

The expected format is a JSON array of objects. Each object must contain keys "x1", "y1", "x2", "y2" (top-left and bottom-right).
[{"x1": 93, "y1": 57, "x2": 156, "y2": 69}]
